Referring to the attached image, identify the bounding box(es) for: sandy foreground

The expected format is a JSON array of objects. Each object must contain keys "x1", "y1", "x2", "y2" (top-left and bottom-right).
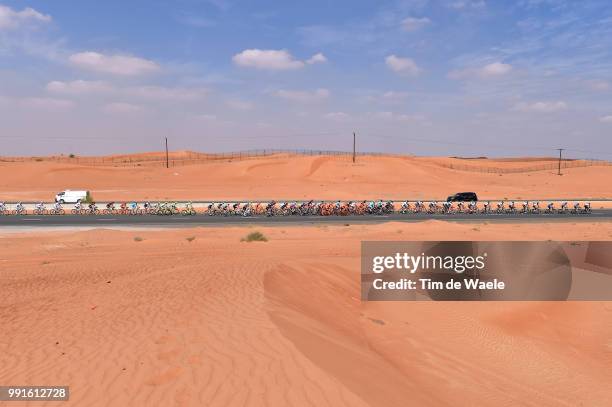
[
  {"x1": 1, "y1": 221, "x2": 611, "y2": 407},
  {"x1": 2, "y1": 155, "x2": 612, "y2": 201}
]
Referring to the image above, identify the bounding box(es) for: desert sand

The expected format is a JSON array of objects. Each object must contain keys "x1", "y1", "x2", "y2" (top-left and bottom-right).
[
  {"x1": 1, "y1": 154, "x2": 612, "y2": 201},
  {"x1": 1, "y1": 221, "x2": 611, "y2": 406}
]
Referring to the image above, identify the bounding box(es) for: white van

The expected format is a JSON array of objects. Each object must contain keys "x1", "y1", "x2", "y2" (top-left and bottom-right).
[{"x1": 55, "y1": 190, "x2": 89, "y2": 203}]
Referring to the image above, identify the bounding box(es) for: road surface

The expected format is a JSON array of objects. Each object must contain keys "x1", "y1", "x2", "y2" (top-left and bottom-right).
[{"x1": 0, "y1": 211, "x2": 609, "y2": 227}]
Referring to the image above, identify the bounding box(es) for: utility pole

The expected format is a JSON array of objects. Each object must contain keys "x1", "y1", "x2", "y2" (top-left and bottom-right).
[
  {"x1": 165, "y1": 137, "x2": 169, "y2": 168},
  {"x1": 557, "y1": 148, "x2": 564, "y2": 175},
  {"x1": 352, "y1": 132, "x2": 356, "y2": 163}
]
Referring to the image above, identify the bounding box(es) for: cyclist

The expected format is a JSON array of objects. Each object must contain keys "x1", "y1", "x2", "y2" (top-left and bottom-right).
[
  {"x1": 106, "y1": 202, "x2": 115, "y2": 211},
  {"x1": 560, "y1": 201, "x2": 568, "y2": 212},
  {"x1": 483, "y1": 201, "x2": 490, "y2": 213},
  {"x1": 466, "y1": 201, "x2": 475, "y2": 213},
  {"x1": 15, "y1": 202, "x2": 25, "y2": 214},
  {"x1": 546, "y1": 202, "x2": 555, "y2": 213},
  {"x1": 442, "y1": 201, "x2": 451, "y2": 213},
  {"x1": 584, "y1": 202, "x2": 591, "y2": 213},
  {"x1": 532, "y1": 201, "x2": 540, "y2": 213},
  {"x1": 0, "y1": 202, "x2": 6, "y2": 214},
  {"x1": 265, "y1": 200, "x2": 276, "y2": 216},
  {"x1": 508, "y1": 201, "x2": 516, "y2": 212},
  {"x1": 35, "y1": 202, "x2": 45, "y2": 214}
]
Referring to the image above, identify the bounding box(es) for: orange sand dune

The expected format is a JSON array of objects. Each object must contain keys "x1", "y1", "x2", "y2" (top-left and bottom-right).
[
  {"x1": 1, "y1": 221, "x2": 611, "y2": 406},
  {"x1": 1, "y1": 155, "x2": 611, "y2": 201}
]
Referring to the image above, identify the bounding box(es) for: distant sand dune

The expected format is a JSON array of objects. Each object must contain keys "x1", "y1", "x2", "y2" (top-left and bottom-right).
[{"x1": 1, "y1": 154, "x2": 611, "y2": 201}]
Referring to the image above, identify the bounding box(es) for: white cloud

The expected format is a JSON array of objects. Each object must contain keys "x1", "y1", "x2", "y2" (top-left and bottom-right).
[
  {"x1": 401, "y1": 17, "x2": 431, "y2": 32},
  {"x1": 232, "y1": 49, "x2": 326, "y2": 70},
  {"x1": 450, "y1": 1, "x2": 486, "y2": 10},
  {"x1": 513, "y1": 101, "x2": 567, "y2": 113},
  {"x1": 449, "y1": 61, "x2": 512, "y2": 79},
  {"x1": 599, "y1": 115, "x2": 612, "y2": 123},
  {"x1": 370, "y1": 111, "x2": 426, "y2": 122},
  {"x1": 382, "y1": 91, "x2": 409, "y2": 102},
  {"x1": 0, "y1": 5, "x2": 51, "y2": 30},
  {"x1": 232, "y1": 49, "x2": 305, "y2": 70},
  {"x1": 194, "y1": 113, "x2": 217, "y2": 121},
  {"x1": 480, "y1": 62, "x2": 512, "y2": 77},
  {"x1": 46, "y1": 80, "x2": 113, "y2": 94},
  {"x1": 128, "y1": 86, "x2": 205, "y2": 101},
  {"x1": 19, "y1": 97, "x2": 74, "y2": 111},
  {"x1": 103, "y1": 102, "x2": 144, "y2": 114},
  {"x1": 274, "y1": 88, "x2": 330, "y2": 103},
  {"x1": 69, "y1": 52, "x2": 160, "y2": 76},
  {"x1": 588, "y1": 80, "x2": 610, "y2": 91},
  {"x1": 363, "y1": 91, "x2": 410, "y2": 105},
  {"x1": 324, "y1": 111, "x2": 350, "y2": 121},
  {"x1": 226, "y1": 99, "x2": 254, "y2": 110},
  {"x1": 46, "y1": 80, "x2": 207, "y2": 102},
  {"x1": 306, "y1": 52, "x2": 327, "y2": 65},
  {"x1": 385, "y1": 55, "x2": 421, "y2": 76}
]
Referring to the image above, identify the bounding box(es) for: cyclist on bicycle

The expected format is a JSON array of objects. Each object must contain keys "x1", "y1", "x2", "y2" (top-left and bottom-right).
[
  {"x1": 546, "y1": 202, "x2": 555, "y2": 212},
  {"x1": 106, "y1": 202, "x2": 115, "y2": 210},
  {"x1": 584, "y1": 202, "x2": 591, "y2": 212},
  {"x1": 53, "y1": 201, "x2": 62, "y2": 211},
  {"x1": 16, "y1": 202, "x2": 25, "y2": 213}
]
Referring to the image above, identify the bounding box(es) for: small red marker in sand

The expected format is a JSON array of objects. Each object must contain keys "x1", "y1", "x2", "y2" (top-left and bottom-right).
[{"x1": 91, "y1": 306, "x2": 97, "y2": 310}]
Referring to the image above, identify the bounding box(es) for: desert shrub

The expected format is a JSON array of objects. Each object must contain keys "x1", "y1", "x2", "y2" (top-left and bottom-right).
[
  {"x1": 133, "y1": 236, "x2": 144, "y2": 242},
  {"x1": 69, "y1": 154, "x2": 75, "y2": 158},
  {"x1": 241, "y1": 231, "x2": 267, "y2": 242},
  {"x1": 186, "y1": 236, "x2": 196, "y2": 242}
]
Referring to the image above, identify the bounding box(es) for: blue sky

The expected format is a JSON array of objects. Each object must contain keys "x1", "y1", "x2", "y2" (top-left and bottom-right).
[{"x1": 1, "y1": 0, "x2": 612, "y2": 157}]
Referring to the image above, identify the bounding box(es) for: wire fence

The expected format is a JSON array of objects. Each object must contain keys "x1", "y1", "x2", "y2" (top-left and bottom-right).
[
  {"x1": 0, "y1": 149, "x2": 401, "y2": 167},
  {"x1": 1, "y1": 149, "x2": 611, "y2": 173},
  {"x1": 436, "y1": 159, "x2": 612, "y2": 174}
]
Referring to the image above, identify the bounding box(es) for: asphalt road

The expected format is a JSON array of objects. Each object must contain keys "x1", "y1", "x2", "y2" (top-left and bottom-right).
[{"x1": 0, "y1": 211, "x2": 609, "y2": 227}]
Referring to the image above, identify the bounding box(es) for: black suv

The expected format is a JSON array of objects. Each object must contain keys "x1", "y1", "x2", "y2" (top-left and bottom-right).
[{"x1": 447, "y1": 192, "x2": 478, "y2": 202}]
